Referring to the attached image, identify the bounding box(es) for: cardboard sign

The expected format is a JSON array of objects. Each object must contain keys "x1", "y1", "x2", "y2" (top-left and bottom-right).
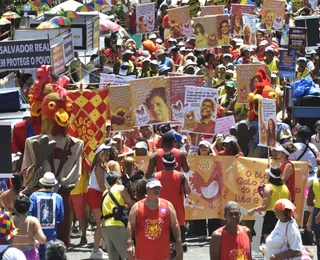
[
  {"x1": 242, "y1": 13, "x2": 257, "y2": 46},
  {"x1": 183, "y1": 86, "x2": 219, "y2": 134},
  {"x1": 167, "y1": 6, "x2": 193, "y2": 38},
  {"x1": 260, "y1": 0, "x2": 285, "y2": 31},
  {"x1": 279, "y1": 49, "x2": 297, "y2": 79},
  {"x1": 258, "y1": 98, "x2": 277, "y2": 147},
  {"x1": 230, "y1": 4, "x2": 255, "y2": 36},
  {"x1": 288, "y1": 27, "x2": 307, "y2": 54},
  {"x1": 108, "y1": 85, "x2": 134, "y2": 131},
  {"x1": 136, "y1": 3, "x2": 156, "y2": 34},
  {"x1": 51, "y1": 42, "x2": 66, "y2": 75},
  {"x1": 0, "y1": 39, "x2": 51, "y2": 70},
  {"x1": 200, "y1": 5, "x2": 224, "y2": 16},
  {"x1": 214, "y1": 115, "x2": 236, "y2": 135}
]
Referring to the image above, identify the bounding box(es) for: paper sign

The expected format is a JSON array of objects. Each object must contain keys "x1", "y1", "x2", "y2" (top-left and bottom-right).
[
  {"x1": 63, "y1": 32, "x2": 74, "y2": 65},
  {"x1": 288, "y1": 27, "x2": 307, "y2": 54},
  {"x1": 136, "y1": 3, "x2": 156, "y2": 34},
  {"x1": 51, "y1": 42, "x2": 66, "y2": 75},
  {"x1": 258, "y1": 98, "x2": 277, "y2": 147},
  {"x1": 214, "y1": 115, "x2": 236, "y2": 135},
  {"x1": 279, "y1": 49, "x2": 297, "y2": 79},
  {"x1": 242, "y1": 13, "x2": 257, "y2": 46},
  {"x1": 261, "y1": 0, "x2": 285, "y2": 31},
  {"x1": 183, "y1": 86, "x2": 219, "y2": 134},
  {"x1": 167, "y1": 6, "x2": 193, "y2": 38},
  {"x1": 200, "y1": 5, "x2": 224, "y2": 16},
  {"x1": 99, "y1": 73, "x2": 130, "y2": 88},
  {"x1": 231, "y1": 4, "x2": 255, "y2": 36}
]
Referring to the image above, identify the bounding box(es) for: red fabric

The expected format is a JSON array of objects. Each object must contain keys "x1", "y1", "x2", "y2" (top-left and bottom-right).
[
  {"x1": 218, "y1": 225, "x2": 251, "y2": 260},
  {"x1": 86, "y1": 188, "x2": 103, "y2": 210},
  {"x1": 193, "y1": 120, "x2": 216, "y2": 134},
  {"x1": 162, "y1": 14, "x2": 170, "y2": 29},
  {"x1": 156, "y1": 148, "x2": 181, "y2": 172},
  {"x1": 129, "y1": 12, "x2": 136, "y2": 30},
  {"x1": 155, "y1": 170, "x2": 185, "y2": 225},
  {"x1": 135, "y1": 199, "x2": 171, "y2": 260},
  {"x1": 280, "y1": 161, "x2": 295, "y2": 201}
]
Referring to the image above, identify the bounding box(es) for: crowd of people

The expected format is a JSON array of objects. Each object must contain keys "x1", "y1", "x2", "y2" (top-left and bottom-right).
[{"x1": 0, "y1": 0, "x2": 320, "y2": 259}]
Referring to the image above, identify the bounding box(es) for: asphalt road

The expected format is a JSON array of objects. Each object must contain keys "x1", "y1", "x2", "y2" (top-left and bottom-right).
[{"x1": 66, "y1": 228, "x2": 317, "y2": 260}]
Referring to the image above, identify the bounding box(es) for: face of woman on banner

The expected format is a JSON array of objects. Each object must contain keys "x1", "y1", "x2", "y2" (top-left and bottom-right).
[
  {"x1": 268, "y1": 119, "x2": 275, "y2": 133},
  {"x1": 265, "y1": 11, "x2": 275, "y2": 26},
  {"x1": 220, "y1": 21, "x2": 229, "y2": 35},
  {"x1": 235, "y1": 15, "x2": 242, "y2": 28},
  {"x1": 149, "y1": 95, "x2": 169, "y2": 121}
]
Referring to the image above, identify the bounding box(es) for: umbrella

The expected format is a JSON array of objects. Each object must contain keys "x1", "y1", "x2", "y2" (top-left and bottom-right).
[
  {"x1": 49, "y1": 16, "x2": 72, "y2": 26},
  {"x1": 2, "y1": 11, "x2": 21, "y2": 19},
  {"x1": 38, "y1": 0, "x2": 53, "y2": 5},
  {"x1": 0, "y1": 18, "x2": 11, "y2": 25},
  {"x1": 99, "y1": 19, "x2": 121, "y2": 34},
  {"x1": 31, "y1": 1, "x2": 40, "y2": 7},
  {"x1": 75, "y1": 5, "x2": 96, "y2": 12},
  {"x1": 63, "y1": 11, "x2": 79, "y2": 19},
  {"x1": 88, "y1": 1, "x2": 103, "y2": 10},
  {"x1": 37, "y1": 21, "x2": 60, "y2": 29},
  {"x1": 94, "y1": 0, "x2": 109, "y2": 5}
]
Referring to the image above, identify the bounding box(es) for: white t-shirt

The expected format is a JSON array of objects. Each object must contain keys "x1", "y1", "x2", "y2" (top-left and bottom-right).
[
  {"x1": 3, "y1": 247, "x2": 27, "y2": 260},
  {"x1": 289, "y1": 142, "x2": 318, "y2": 174},
  {"x1": 265, "y1": 219, "x2": 303, "y2": 259},
  {"x1": 311, "y1": 135, "x2": 320, "y2": 152}
]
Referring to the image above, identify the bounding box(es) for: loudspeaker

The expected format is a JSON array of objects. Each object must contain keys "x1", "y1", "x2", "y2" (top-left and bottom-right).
[{"x1": 0, "y1": 123, "x2": 12, "y2": 175}]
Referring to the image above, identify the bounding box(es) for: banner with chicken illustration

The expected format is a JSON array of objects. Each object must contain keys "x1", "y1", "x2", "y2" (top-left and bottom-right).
[
  {"x1": 185, "y1": 156, "x2": 308, "y2": 226},
  {"x1": 183, "y1": 86, "x2": 218, "y2": 135},
  {"x1": 169, "y1": 75, "x2": 204, "y2": 122},
  {"x1": 236, "y1": 64, "x2": 265, "y2": 104},
  {"x1": 167, "y1": 6, "x2": 193, "y2": 39},
  {"x1": 129, "y1": 77, "x2": 171, "y2": 126},
  {"x1": 136, "y1": 2, "x2": 156, "y2": 34},
  {"x1": 258, "y1": 98, "x2": 277, "y2": 147},
  {"x1": 68, "y1": 89, "x2": 109, "y2": 162},
  {"x1": 108, "y1": 85, "x2": 134, "y2": 131}
]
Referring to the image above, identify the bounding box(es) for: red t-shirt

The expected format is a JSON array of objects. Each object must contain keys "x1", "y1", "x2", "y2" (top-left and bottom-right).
[
  {"x1": 135, "y1": 199, "x2": 171, "y2": 260},
  {"x1": 155, "y1": 170, "x2": 185, "y2": 225},
  {"x1": 280, "y1": 161, "x2": 295, "y2": 201},
  {"x1": 156, "y1": 148, "x2": 181, "y2": 172},
  {"x1": 162, "y1": 14, "x2": 170, "y2": 29},
  {"x1": 218, "y1": 225, "x2": 251, "y2": 260}
]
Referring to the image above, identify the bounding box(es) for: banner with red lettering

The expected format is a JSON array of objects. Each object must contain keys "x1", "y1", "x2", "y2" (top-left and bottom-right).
[{"x1": 68, "y1": 89, "x2": 109, "y2": 162}]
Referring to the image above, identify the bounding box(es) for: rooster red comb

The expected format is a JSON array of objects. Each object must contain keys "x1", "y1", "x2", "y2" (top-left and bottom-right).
[
  {"x1": 255, "y1": 67, "x2": 271, "y2": 89},
  {"x1": 33, "y1": 65, "x2": 53, "y2": 100},
  {"x1": 54, "y1": 76, "x2": 70, "y2": 101}
]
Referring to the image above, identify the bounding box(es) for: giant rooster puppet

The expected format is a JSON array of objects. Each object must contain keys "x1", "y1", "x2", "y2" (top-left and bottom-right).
[
  {"x1": 21, "y1": 74, "x2": 84, "y2": 248},
  {"x1": 12, "y1": 65, "x2": 53, "y2": 154}
]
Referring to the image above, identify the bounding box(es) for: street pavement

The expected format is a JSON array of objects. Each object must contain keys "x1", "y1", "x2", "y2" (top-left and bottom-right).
[{"x1": 66, "y1": 228, "x2": 317, "y2": 260}]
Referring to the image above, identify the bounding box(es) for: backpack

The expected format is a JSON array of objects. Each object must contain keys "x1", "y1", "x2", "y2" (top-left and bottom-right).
[{"x1": 0, "y1": 245, "x2": 11, "y2": 260}]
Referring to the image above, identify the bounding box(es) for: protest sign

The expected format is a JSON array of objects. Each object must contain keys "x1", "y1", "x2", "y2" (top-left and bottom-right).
[
  {"x1": 136, "y1": 3, "x2": 156, "y2": 34},
  {"x1": 288, "y1": 27, "x2": 307, "y2": 54},
  {"x1": 214, "y1": 115, "x2": 236, "y2": 135},
  {"x1": 63, "y1": 33, "x2": 74, "y2": 65},
  {"x1": 279, "y1": 49, "x2": 297, "y2": 79},
  {"x1": 185, "y1": 156, "x2": 308, "y2": 226},
  {"x1": 130, "y1": 77, "x2": 171, "y2": 126},
  {"x1": 68, "y1": 89, "x2": 109, "y2": 162},
  {"x1": 188, "y1": 0, "x2": 201, "y2": 17},
  {"x1": 236, "y1": 64, "x2": 263, "y2": 104},
  {"x1": 167, "y1": 6, "x2": 193, "y2": 38},
  {"x1": 108, "y1": 85, "x2": 134, "y2": 131},
  {"x1": 183, "y1": 86, "x2": 218, "y2": 134},
  {"x1": 51, "y1": 42, "x2": 66, "y2": 75},
  {"x1": 242, "y1": 14, "x2": 257, "y2": 46},
  {"x1": 258, "y1": 98, "x2": 277, "y2": 147},
  {"x1": 0, "y1": 39, "x2": 51, "y2": 70},
  {"x1": 200, "y1": 5, "x2": 224, "y2": 16},
  {"x1": 93, "y1": 18, "x2": 100, "y2": 49},
  {"x1": 169, "y1": 75, "x2": 204, "y2": 122},
  {"x1": 133, "y1": 156, "x2": 150, "y2": 173},
  {"x1": 295, "y1": 16, "x2": 320, "y2": 50},
  {"x1": 231, "y1": 4, "x2": 255, "y2": 36},
  {"x1": 99, "y1": 73, "x2": 130, "y2": 88},
  {"x1": 87, "y1": 20, "x2": 94, "y2": 50},
  {"x1": 261, "y1": 0, "x2": 285, "y2": 31}
]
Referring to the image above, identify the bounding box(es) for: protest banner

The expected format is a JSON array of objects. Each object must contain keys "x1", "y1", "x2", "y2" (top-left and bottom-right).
[
  {"x1": 68, "y1": 89, "x2": 109, "y2": 162},
  {"x1": 167, "y1": 6, "x2": 193, "y2": 38},
  {"x1": 258, "y1": 98, "x2": 277, "y2": 147},
  {"x1": 295, "y1": 16, "x2": 320, "y2": 50},
  {"x1": 279, "y1": 49, "x2": 297, "y2": 79},
  {"x1": 63, "y1": 33, "x2": 74, "y2": 65},
  {"x1": 261, "y1": 0, "x2": 285, "y2": 31},
  {"x1": 188, "y1": 0, "x2": 201, "y2": 17},
  {"x1": 183, "y1": 86, "x2": 219, "y2": 134},
  {"x1": 236, "y1": 64, "x2": 264, "y2": 104},
  {"x1": 185, "y1": 156, "x2": 308, "y2": 226},
  {"x1": 0, "y1": 39, "x2": 51, "y2": 70},
  {"x1": 99, "y1": 73, "x2": 130, "y2": 88},
  {"x1": 231, "y1": 4, "x2": 255, "y2": 36},
  {"x1": 130, "y1": 77, "x2": 171, "y2": 126},
  {"x1": 108, "y1": 85, "x2": 134, "y2": 131},
  {"x1": 214, "y1": 115, "x2": 236, "y2": 135},
  {"x1": 93, "y1": 18, "x2": 100, "y2": 49},
  {"x1": 200, "y1": 5, "x2": 224, "y2": 16},
  {"x1": 169, "y1": 75, "x2": 204, "y2": 122},
  {"x1": 242, "y1": 14, "x2": 257, "y2": 46},
  {"x1": 136, "y1": 3, "x2": 156, "y2": 34},
  {"x1": 133, "y1": 156, "x2": 150, "y2": 173},
  {"x1": 288, "y1": 27, "x2": 307, "y2": 54},
  {"x1": 51, "y1": 42, "x2": 66, "y2": 75}
]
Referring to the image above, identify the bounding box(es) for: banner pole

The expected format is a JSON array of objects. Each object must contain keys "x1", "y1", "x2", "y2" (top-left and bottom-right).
[
  {"x1": 267, "y1": 147, "x2": 270, "y2": 168},
  {"x1": 79, "y1": 65, "x2": 83, "y2": 90}
]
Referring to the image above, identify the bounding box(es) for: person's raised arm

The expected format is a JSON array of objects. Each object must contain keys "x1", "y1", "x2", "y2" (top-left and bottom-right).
[
  {"x1": 146, "y1": 152, "x2": 157, "y2": 179},
  {"x1": 181, "y1": 151, "x2": 190, "y2": 173},
  {"x1": 126, "y1": 202, "x2": 138, "y2": 260},
  {"x1": 248, "y1": 184, "x2": 272, "y2": 214}
]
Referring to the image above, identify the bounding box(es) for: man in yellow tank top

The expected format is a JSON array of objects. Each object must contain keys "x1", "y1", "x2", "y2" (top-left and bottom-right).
[{"x1": 264, "y1": 47, "x2": 280, "y2": 85}]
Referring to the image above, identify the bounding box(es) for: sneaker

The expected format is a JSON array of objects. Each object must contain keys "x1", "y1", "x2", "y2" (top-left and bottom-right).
[{"x1": 90, "y1": 248, "x2": 109, "y2": 260}]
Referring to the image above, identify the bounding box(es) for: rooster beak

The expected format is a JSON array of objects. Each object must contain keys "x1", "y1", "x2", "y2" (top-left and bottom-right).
[
  {"x1": 55, "y1": 108, "x2": 69, "y2": 127},
  {"x1": 31, "y1": 101, "x2": 42, "y2": 117}
]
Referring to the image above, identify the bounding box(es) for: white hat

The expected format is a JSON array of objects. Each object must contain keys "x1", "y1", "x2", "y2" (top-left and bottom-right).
[
  {"x1": 223, "y1": 53, "x2": 232, "y2": 58},
  {"x1": 271, "y1": 145, "x2": 290, "y2": 156},
  {"x1": 95, "y1": 143, "x2": 112, "y2": 154},
  {"x1": 113, "y1": 133, "x2": 124, "y2": 141},
  {"x1": 168, "y1": 38, "x2": 177, "y2": 43},
  {"x1": 135, "y1": 141, "x2": 148, "y2": 151},
  {"x1": 146, "y1": 179, "x2": 162, "y2": 189},
  {"x1": 23, "y1": 111, "x2": 31, "y2": 118},
  {"x1": 39, "y1": 172, "x2": 58, "y2": 186},
  {"x1": 260, "y1": 40, "x2": 269, "y2": 46},
  {"x1": 123, "y1": 50, "x2": 133, "y2": 55},
  {"x1": 199, "y1": 140, "x2": 211, "y2": 148},
  {"x1": 223, "y1": 136, "x2": 237, "y2": 143},
  {"x1": 156, "y1": 38, "x2": 163, "y2": 44},
  {"x1": 149, "y1": 33, "x2": 157, "y2": 39},
  {"x1": 141, "y1": 50, "x2": 151, "y2": 58},
  {"x1": 297, "y1": 57, "x2": 307, "y2": 63}
]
